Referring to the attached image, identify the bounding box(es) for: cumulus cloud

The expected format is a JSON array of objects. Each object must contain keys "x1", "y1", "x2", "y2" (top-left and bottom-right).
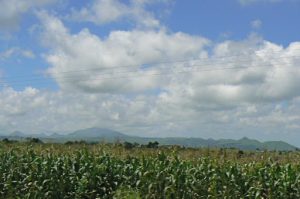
[
  {"x1": 0, "y1": 33, "x2": 300, "y2": 141},
  {"x1": 19, "y1": 11, "x2": 300, "y2": 142},
  {"x1": 1, "y1": 5, "x2": 300, "y2": 144},
  {"x1": 0, "y1": 87, "x2": 43, "y2": 117},
  {"x1": 69, "y1": 0, "x2": 171, "y2": 28},
  {"x1": 37, "y1": 14, "x2": 300, "y2": 106},
  {"x1": 159, "y1": 37, "x2": 300, "y2": 112},
  {"x1": 0, "y1": 0, "x2": 56, "y2": 30},
  {"x1": 1, "y1": 85, "x2": 300, "y2": 144},
  {"x1": 38, "y1": 12, "x2": 209, "y2": 93},
  {"x1": 0, "y1": 87, "x2": 161, "y2": 135}
]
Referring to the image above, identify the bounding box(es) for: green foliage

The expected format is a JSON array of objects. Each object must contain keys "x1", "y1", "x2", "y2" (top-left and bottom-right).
[
  {"x1": 141, "y1": 141, "x2": 159, "y2": 149},
  {"x1": 2, "y1": 138, "x2": 18, "y2": 144},
  {"x1": 26, "y1": 137, "x2": 43, "y2": 144},
  {"x1": 113, "y1": 187, "x2": 141, "y2": 199},
  {"x1": 145, "y1": 141, "x2": 159, "y2": 148},
  {"x1": 64, "y1": 140, "x2": 88, "y2": 145},
  {"x1": 123, "y1": 141, "x2": 136, "y2": 150},
  {"x1": 1, "y1": 145, "x2": 300, "y2": 198}
]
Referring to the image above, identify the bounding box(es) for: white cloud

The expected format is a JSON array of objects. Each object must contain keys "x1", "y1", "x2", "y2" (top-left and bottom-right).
[
  {"x1": 0, "y1": 37, "x2": 300, "y2": 142},
  {"x1": 0, "y1": 87, "x2": 43, "y2": 117},
  {"x1": 7, "y1": 8, "x2": 296, "y2": 106},
  {"x1": 1, "y1": 7, "x2": 300, "y2": 145},
  {"x1": 159, "y1": 38, "x2": 300, "y2": 111},
  {"x1": 2, "y1": 85, "x2": 300, "y2": 144},
  {"x1": 38, "y1": 12, "x2": 209, "y2": 93},
  {"x1": 0, "y1": 47, "x2": 35, "y2": 60},
  {"x1": 69, "y1": 0, "x2": 171, "y2": 28},
  {"x1": 239, "y1": 0, "x2": 282, "y2": 5},
  {"x1": 251, "y1": 19, "x2": 262, "y2": 29},
  {"x1": 0, "y1": 87, "x2": 165, "y2": 135},
  {"x1": 21, "y1": 50, "x2": 35, "y2": 59},
  {"x1": 0, "y1": 0, "x2": 56, "y2": 30},
  {"x1": 17, "y1": 12, "x2": 299, "y2": 142},
  {"x1": 70, "y1": 0, "x2": 128, "y2": 25}
]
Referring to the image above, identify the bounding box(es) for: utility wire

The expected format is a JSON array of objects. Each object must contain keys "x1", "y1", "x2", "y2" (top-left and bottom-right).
[
  {"x1": 0, "y1": 62, "x2": 298, "y2": 88},
  {"x1": 1, "y1": 48, "x2": 300, "y2": 80},
  {"x1": 0, "y1": 54, "x2": 299, "y2": 87}
]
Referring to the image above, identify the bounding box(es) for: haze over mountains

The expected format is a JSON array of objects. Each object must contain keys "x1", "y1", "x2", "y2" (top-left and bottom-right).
[{"x1": 0, "y1": 127, "x2": 297, "y2": 151}]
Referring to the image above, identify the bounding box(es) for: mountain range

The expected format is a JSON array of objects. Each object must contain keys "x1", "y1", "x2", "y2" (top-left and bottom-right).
[{"x1": 0, "y1": 127, "x2": 297, "y2": 151}]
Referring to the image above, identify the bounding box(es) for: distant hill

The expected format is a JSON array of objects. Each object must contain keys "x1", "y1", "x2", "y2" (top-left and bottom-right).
[
  {"x1": 66, "y1": 127, "x2": 128, "y2": 141},
  {"x1": 263, "y1": 141, "x2": 296, "y2": 151},
  {"x1": 0, "y1": 127, "x2": 297, "y2": 151},
  {"x1": 213, "y1": 137, "x2": 296, "y2": 151},
  {"x1": 10, "y1": 131, "x2": 25, "y2": 137},
  {"x1": 123, "y1": 136, "x2": 296, "y2": 151}
]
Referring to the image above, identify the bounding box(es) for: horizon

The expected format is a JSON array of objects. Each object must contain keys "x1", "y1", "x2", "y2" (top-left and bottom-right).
[
  {"x1": 1, "y1": 126, "x2": 297, "y2": 148},
  {"x1": 1, "y1": 0, "x2": 300, "y2": 147}
]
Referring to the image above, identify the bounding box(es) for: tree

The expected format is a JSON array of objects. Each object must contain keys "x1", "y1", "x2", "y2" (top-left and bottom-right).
[
  {"x1": 147, "y1": 141, "x2": 159, "y2": 148},
  {"x1": 124, "y1": 141, "x2": 135, "y2": 149},
  {"x1": 26, "y1": 137, "x2": 43, "y2": 144}
]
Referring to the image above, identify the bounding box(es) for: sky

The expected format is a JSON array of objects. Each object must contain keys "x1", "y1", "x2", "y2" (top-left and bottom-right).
[{"x1": 0, "y1": 0, "x2": 300, "y2": 145}]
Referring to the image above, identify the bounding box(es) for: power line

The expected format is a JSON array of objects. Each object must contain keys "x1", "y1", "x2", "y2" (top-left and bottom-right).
[
  {"x1": 1, "y1": 62, "x2": 299, "y2": 88},
  {"x1": 1, "y1": 48, "x2": 300, "y2": 80},
  {"x1": 1, "y1": 54, "x2": 299, "y2": 87}
]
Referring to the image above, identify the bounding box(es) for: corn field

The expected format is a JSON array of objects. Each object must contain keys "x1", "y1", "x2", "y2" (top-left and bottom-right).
[{"x1": 1, "y1": 146, "x2": 300, "y2": 198}]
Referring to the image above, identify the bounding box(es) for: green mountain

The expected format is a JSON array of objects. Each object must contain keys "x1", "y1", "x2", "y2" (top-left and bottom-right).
[
  {"x1": 212, "y1": 137, "x2": 295, "y2": 151},
  {"x1": 1, "y1": 127, "x2": 297, "y2": 151},
  {"x1": 263, "y1": 141, "x2": 296, "y2": 151},
  {"x1": 67, "y1": 127, "x2": 128, "y2": 141}
]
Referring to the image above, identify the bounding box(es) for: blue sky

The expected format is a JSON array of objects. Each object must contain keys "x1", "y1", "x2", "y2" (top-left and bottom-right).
[
  {"x1": 1, "y1": 0, "x2": 300, "y2": 146},
  {"x1": 1, "y1": 0, "x2": 299, "y2": 91},
  {"x1": 1, "y1": 0, "x2": 299, "y2": 90},
  {"x1": 167, "y1": 0, "x2": 300, "y2": 45}
]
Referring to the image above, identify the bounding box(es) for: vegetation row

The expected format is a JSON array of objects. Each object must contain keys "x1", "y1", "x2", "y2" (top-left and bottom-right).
[{"x1": 1, "y1": 145, "x2": 300, "y2": 198}]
